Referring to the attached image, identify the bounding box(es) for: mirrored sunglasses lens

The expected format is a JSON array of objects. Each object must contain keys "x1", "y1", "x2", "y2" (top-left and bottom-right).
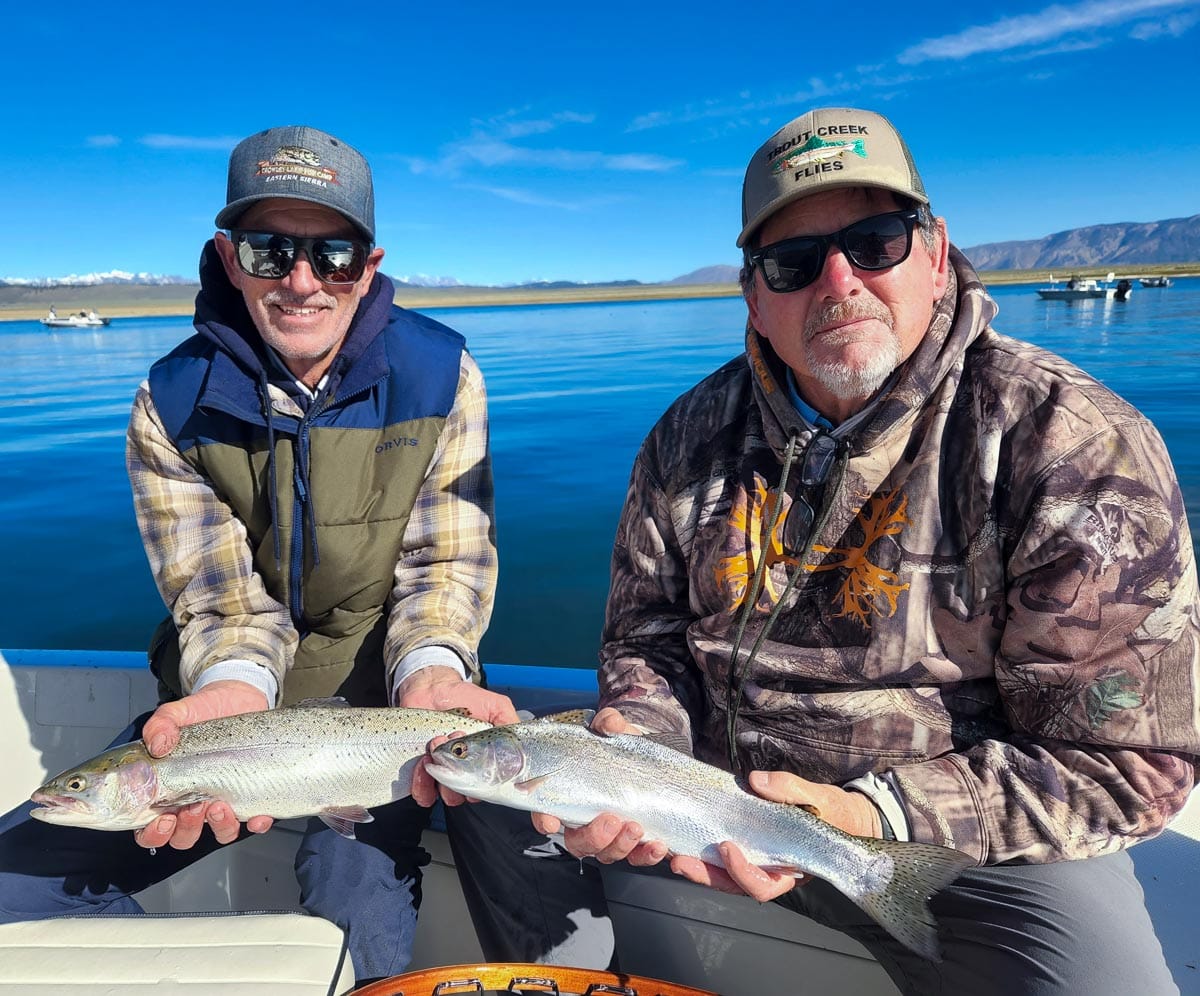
[
  {"x1": 763, "y1": 240, "x2": 822, "y2": 291},
  {"x1": 312, "y1": 240, "x2": 366, "y2": 284},
  {"x1": 844, "y1": 215, "x2": 911, "y2": 269},
  {"x1": 236, "y1": 233, "x2": 295, "y2": 279}
]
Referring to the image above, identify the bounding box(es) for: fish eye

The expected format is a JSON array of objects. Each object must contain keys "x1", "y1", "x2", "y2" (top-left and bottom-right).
[
  {"x1": 66, "y1": 776, "x2": 87, "y2": 792},
  {"x1": 450, "y1": 742, "x2": 468, "y2": 758}
]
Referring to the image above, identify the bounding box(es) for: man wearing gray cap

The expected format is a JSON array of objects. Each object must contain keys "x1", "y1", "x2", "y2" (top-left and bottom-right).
[
  {"x1": 0, "y1": 125, "x2": 613, "y2": 983},
  {"x1": 544, "y1": 108, "x2": 1198, "y2": 992}
]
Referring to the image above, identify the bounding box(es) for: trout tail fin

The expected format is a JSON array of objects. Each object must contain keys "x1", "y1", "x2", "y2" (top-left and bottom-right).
[{"x1": 853, "y1": 840, "x2": 974, "y2": 961}]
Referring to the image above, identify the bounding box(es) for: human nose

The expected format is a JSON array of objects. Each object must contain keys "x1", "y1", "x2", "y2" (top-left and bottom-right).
[
  {"x1": 281, "y1": 250, "x2": 323, "y2": 294},
  {"x1": 810, "y1": 242, "x2": 861, "y2": 300}
]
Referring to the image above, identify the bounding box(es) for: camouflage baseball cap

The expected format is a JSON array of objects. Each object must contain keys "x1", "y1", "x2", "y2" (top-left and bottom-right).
[
  {"x1": 215, "y1": 125, "x2": 375, "y2": 242},
  {"x1": 737, "y1": 107, "x2": 927, "y2": 248}
]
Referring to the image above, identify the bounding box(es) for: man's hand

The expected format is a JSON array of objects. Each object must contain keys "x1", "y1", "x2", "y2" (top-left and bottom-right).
[
  {"x1": 534, "y1": 707, "x2": 669, "y2": 866},
  {"x1": 670, "y1": 770, "x2": 883, "y2": 901},
  {"x1": 396, "y1": 665, "x2": 520, "y2": 724},
  {"x1": 134, "y1": 679, "x2": 273, "y2": 851},
  {"x1": 399, "y1": 665, "x2": 520, "y2": 807},
  {"x1": 743, "y1": 770, "x2": 882, "y2": 838}
]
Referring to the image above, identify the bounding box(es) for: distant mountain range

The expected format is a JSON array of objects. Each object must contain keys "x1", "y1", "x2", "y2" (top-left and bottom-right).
[
  {"x1": 1, "y1": 270, "x2": 193, "y2": 288},
  {"x1": 4, "y1": 214, "x2": 1197, "y2": 291},
  {"x1": 960, "y1": 214, "x2": 1200, "y2": 270}
]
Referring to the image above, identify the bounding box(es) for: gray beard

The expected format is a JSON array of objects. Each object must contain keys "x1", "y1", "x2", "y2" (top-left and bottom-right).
[{"x1": 808, "y1": 335, "x2": 902, "y2": 400}]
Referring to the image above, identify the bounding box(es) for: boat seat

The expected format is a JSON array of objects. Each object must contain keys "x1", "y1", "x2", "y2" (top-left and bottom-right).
[{"x1": 0, "y1": 911, "x2": 356, "y2": 995}]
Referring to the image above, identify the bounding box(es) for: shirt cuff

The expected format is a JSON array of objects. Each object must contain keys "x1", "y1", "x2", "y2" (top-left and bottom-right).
[
  {"x1": 390, "y1": 646, "x2": 468, "y2": 704},
  {"x1": 843, "y1": 771, "x2": 911, "y2": 842},
  {"x1": 191, "y1": 660, "x2": 280, "y2": 708}
]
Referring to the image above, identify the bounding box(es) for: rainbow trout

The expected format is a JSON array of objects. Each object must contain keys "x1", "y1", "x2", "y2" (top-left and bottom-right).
[
  {"x1": 30, "y1": 705, "x2": 490, "y2": 838},
  {"x1": 427, "y1": 720, "x2": 975, "y2": 960}
]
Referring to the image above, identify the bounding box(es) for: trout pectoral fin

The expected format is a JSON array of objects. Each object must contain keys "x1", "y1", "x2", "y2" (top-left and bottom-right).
[
  {"x1": 514, "y1": 775, "x2": 552, "y2": 793},
  {"x1": 319, "y1": 806, "x2": 375, "y2": 839},
  {"x1": 151, "y1": 791, "x2": 213, "y2": 811},
  {"x1": 764, "y1": 864, "x2": 806, "y2": 878}
]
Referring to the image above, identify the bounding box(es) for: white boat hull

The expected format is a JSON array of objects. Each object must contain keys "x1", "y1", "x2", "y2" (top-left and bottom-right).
[{"x1": 1036, "y1": 288, "x2": 1116, "y2": 300}]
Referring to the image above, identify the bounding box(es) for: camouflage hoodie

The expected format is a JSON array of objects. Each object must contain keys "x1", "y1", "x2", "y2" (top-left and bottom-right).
[{"x1": 599, "y1": 248, "x2": 1199, "y2": 864}]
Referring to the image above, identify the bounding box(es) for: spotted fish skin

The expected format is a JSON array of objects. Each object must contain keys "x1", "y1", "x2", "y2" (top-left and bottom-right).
[
  {"x1": 30, "y1": 705, "x2": 491, "y2": 838},
  {"x1": 427, "y1": 720, "x2": 975, "y2": 960}
]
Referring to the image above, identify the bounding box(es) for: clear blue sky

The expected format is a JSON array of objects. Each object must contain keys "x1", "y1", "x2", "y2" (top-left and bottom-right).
[{"x1": 5, "y1": 0, "x2": 1199, "y2": 286}]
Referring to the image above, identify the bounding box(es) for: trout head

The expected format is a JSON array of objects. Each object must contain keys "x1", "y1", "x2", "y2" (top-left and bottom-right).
[
  {"x1": 30, "y1": 742, "x2": 162, "y2": 830},
  {"x1": 425, "y1": 727, "x2": 530, "y2": 798}
]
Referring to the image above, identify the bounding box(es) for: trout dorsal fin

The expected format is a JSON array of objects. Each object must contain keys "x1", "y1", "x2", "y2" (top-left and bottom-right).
[
  {"x1": 532, "y1": 708, "x2": 595, "y2": 726},
  {"x1": 292, "y1": 696, "x2": 352, "y2": 709}
]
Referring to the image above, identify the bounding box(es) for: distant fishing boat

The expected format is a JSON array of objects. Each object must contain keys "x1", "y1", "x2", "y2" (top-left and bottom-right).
[
  {"x1": 40, "y1": 309, "x2": 111, "y2": 328},
  {"x1": 1037, "y1": 272, "x2": 1120, "y2": 301},
  {"x1": 1140, "y1": 276, "x2": 1173, "y2": 288}
]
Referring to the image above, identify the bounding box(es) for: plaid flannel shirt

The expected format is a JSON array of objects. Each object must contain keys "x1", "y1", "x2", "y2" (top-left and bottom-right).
[{"x1": 127, "y1": 350, "x2": 496, "y2": 704}]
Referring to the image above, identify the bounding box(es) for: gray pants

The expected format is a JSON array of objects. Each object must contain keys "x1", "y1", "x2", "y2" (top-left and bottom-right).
[{"x1": 778, "y1": 849, "x2": 1177, "y2": 995}]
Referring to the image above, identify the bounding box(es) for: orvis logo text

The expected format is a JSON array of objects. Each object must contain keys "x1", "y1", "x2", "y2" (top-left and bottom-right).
[{"x1": 376, "y1": 437, "x2": 420, "y2": 453}]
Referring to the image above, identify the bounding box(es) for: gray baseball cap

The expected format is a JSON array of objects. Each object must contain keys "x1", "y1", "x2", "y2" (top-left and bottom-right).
[
  {"x1": 738, "y1": 107, "x2": 927, "y2": 248},
  {"x1": 215, "y1": 125, "x2": 375, "y2": 242}
]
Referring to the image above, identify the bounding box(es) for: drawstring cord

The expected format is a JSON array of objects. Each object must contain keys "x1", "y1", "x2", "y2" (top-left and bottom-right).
[
  {"x1": 261, "y1": 370, "x2": 323, "y2": 632},
  {"x1": 260, "y1": 371, "x2": 282, "y2": 572},
  {"x1": 725, "y1": 431, "x2": 800, "y2": 769},
  {"x1": 294, "y1": 419, "x2": 321, "y2": 568},
  {"x1": 725, "y1": 434, "x2": 849, "y2": 773}
]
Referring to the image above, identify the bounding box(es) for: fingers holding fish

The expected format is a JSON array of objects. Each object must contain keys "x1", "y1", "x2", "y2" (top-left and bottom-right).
[
  {"x1": 560, "y1": 813, "x2": 659, "y2": 866},
  {"x1": 672, "y1": 843, "x2": 806, "y2": 901},
  {"x1": 134, "y1": 812, "x2": 178, "y2": 850},
  {"x1": 396, "y1": 666, "x2": 520, "y2": 725},
  {"x1": 746, "y1": 770, "x2": 883, "y2": 838},
  {"x1": 133, "y1": 800, "x2": 263, "y2": 850},
  {"x1": 135, "y1": 803, "x2": 206, "y2": 850},
  {"x1": 531, "y1": 811, "x2": 561, "y2": 835},
  {"x1": 590, "y1": 706, "x2": 639, "y2": 737},
  {"x1": 143, "y1": 681, "x2": 271, "y2": 757}
]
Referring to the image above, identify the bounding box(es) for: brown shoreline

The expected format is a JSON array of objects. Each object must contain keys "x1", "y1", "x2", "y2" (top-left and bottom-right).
[{"x1": 2, "y1": 265, "x2": 1197, "y2": 323}]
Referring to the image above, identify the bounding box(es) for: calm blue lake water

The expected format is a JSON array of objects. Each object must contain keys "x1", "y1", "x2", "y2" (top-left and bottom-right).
[{"x1": 2, "y1": 281, "x2": 1198, "y2": 669}]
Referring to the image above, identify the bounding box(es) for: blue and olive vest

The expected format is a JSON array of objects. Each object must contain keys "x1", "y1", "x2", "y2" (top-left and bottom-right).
[{"x1": 147, "y1": 303, "x2": 465, "y2": 705}]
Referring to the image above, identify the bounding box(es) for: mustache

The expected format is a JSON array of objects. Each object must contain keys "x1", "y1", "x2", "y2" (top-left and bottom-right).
[
  {"x1": 261, "y1": 289, "x2": 335, "y2": 309},
  {"x1": 805, "y1": 300, "x2": 893, "y2": 340}
]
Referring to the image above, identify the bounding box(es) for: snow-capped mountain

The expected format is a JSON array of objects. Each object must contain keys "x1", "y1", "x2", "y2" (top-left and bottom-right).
[
  {"x1": 1, "y1": 271, "x2": 192, "y2": 287},
  {"x1": 391, "y1": 274, "x2": 463, "y2": 288}
]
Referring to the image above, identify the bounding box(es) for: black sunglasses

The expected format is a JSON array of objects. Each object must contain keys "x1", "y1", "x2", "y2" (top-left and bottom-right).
[
  {"x1": 747, "y1": 209, "x2": 920, "y2": 294},
  {"x1": 230, "y1": 230, "x2": 371, "y2": 285}
]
